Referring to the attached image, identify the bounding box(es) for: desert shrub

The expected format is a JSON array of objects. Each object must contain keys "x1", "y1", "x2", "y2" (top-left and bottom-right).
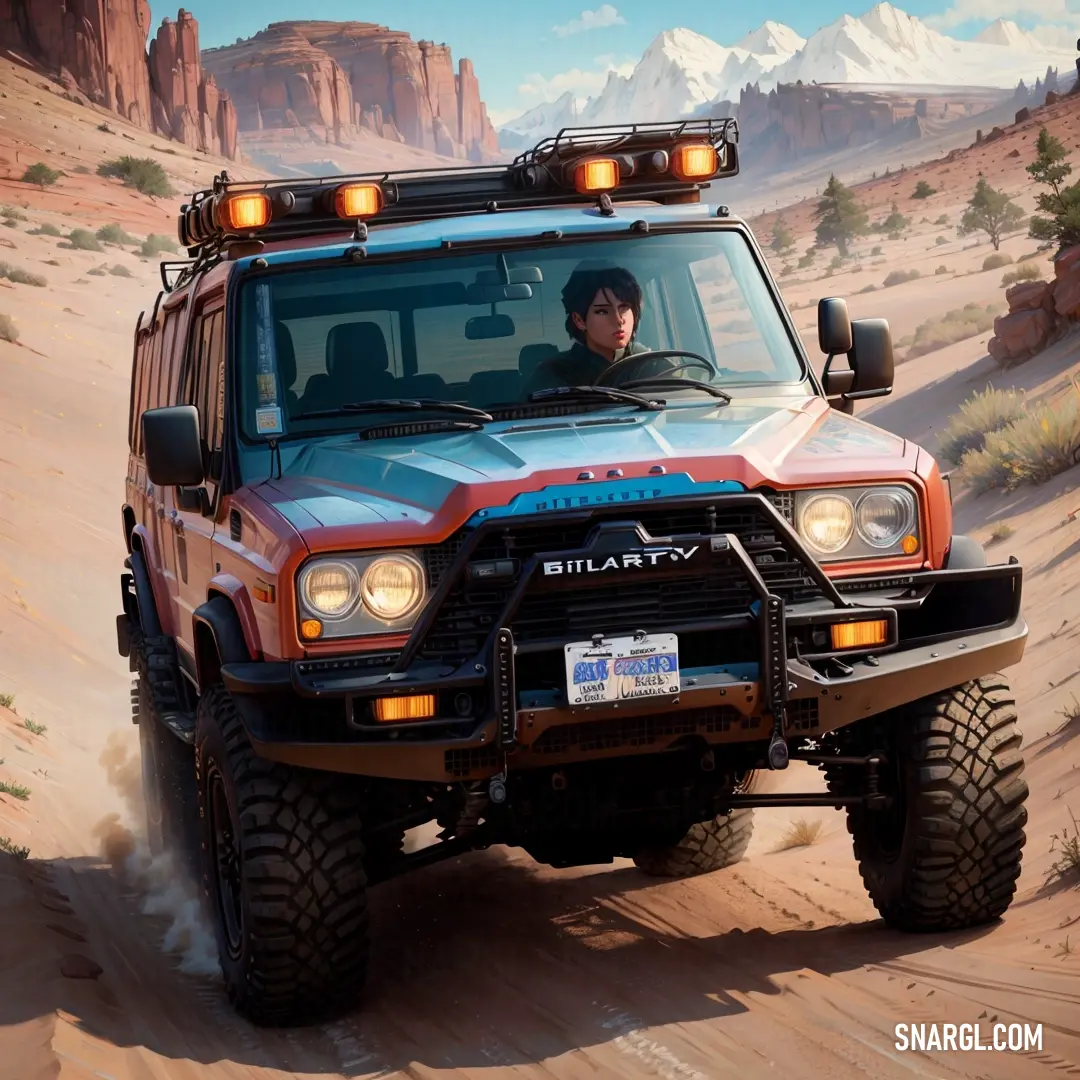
[
  {"x1": 0, "y1": 262, "x2": 46, "y2": 287},
  {"x1": 0, "y1": 313, "x2": 17, "y2": 342},
  {"x1": 1001, "y1": 263, "x2": 1043, "y2": 287},
  {"x1": 829, "y1": 254, "x2": 844, "y2": 270},
  {"x1": 97, "y1": 156, "x2": 172, "y2": 197},
  {"x1": 883, "y1": 268, "x2": 921, "y2": 287},
  {"x1": 96, "y1": 223, "x2": 137, "y2": 246},
  {"x1": 905, "y1": 302, "x2": 997, "y2": 360},
  {"x1": 935, "y1": 264, "x2": 949, "y2": 275},
  {"x1": 140, "y1": 233, "x2": 178, "y2": 256},
  {"x1": 21, "y1": 162, "x2": 61, "y2": 188},
  {"x1": 0, "y1": 206, "x2": 27, "y2": 221},
  {"x1": 871, "y1": 244, "x2": 883, "y2": 255},
  {"x1": 28, "y1": 223, "x2": 62, "y2": 237},
  {"x1": 935, "y1": 235, "x2": 948, "y2": 245},
  {"x1": 797, "y1": 252, "x2": 814, "y2": 269},
  {"x1": 939, "y1": 386, "x2": 1026, "y2": 464},
  {"x1": 912, "y1": 180, "x2": 936, "y2": 199},
  {"x1": 87, "y1": 266, "x2": 106, "y2": 276},
  {"x1": 858, "y1": 283, "x2": 878, "y2": 293},
  {"x1": 97, "y1": 121, "x2": 113, "y2": 133},
  {"x1": 958, "y1": 394, "x2": 1080, "y2": 492},
  {"x1": 73, "y1": 164, "x2": 91, "y2": 174},
  {"x1": 774, "y1": 818, "x2": 824, "y2": 851},
  {"x1": 109, "y1": 264, "x2": 132, "y2": 277},
  {"x1": 67, "y1": 228, "x2": 102, "y2": 251},
  {"x1": 982, "y1": 252, "x2": 1013, "y2": 271},
  {"x1": 1018, "y1": 250, "x2": 1043, "y2": 262},
  {"x1": 935, "y1": 214, "x2": 949, "y2": 225}
]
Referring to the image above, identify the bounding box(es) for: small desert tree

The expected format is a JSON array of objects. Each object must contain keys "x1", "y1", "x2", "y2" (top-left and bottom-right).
[
  {"x1": 814, "y1": 174, "x2": 868, "y2": 258},
  {"x1": 958, "y1": 178, "x2": 1024, "y2": 251},
  {"x1": 97, "y1": 156, "x2": 172, "y2": 198},
  {"x1": 771, "y1": 214, "x2": 795, "y2": 255},
  {"x1": 1026, "y1": 126, "x2": 1080, "y2": 253},
  {"x1": 22, "y1": 163, "x2": 61, "y2": 189},
  {"x1": 912, "y1": 180, "x2": 936, "y2": 199},
  {"x1": 876, "y1": 201, "x2": 910, "y2": 234}
]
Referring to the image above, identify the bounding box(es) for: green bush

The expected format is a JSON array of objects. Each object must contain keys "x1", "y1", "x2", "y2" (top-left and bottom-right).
[
  {"x1": 1001, "y1": 263, "x2": 1043, "y2": 287},
  {"x1": 66, "y1": 228, "x2": 102, "y2": 251},
  {"x1": 109, "y1": 264, "x2": 132, "y2": 277},
  {"x1": 982, "y1": 252, "x2": 1013, "y2": 271},
  {"x1": 871, "y1": 244, "x2": 883, "y2": 255},
  {"x1": 935, "y1": 264, "x2": 949, "y2": 275},
  {"x1": 97, "y1": 156, "x2": 173, "y2": 197},
  {"x1": 883, "y1": 268, "x2": 921, "y2": 287},
  {"x1": 87, "y1": 266, "x2": 106, "y2": 276},
  {"x1": 939, "y1": 386, "x2": 1026, "y2": 464},
  {"x1": 905, "y1": 302, "x2": 997, "y2": 360},
  {"x1": 0, "y1": 262, "x2": 46, "y2": 287},
  {"x1": 935, "y1": 214, "x2": 949, "y2": 225},
  {"x1": 912, "y1": 180, "x2": 936, "y2": 199},
  {"x1": 140, "y1": 234, "x2": 178, "y2": 257},
  {"x1": 0, "y1": 206, "x2": 27, "y2": 221},
  {"x1": 96, "y1": 223, "x2": 137, "y2": 246},
  {"x1": 935, "y1": 235, "x2": 948, "y2": 245},
  {"x1": 21, "y1": 162, "x2": 61, "y2": 188},
  {"x1": 28, "y1": 223, "x2": 62, "y2": 237},
  {"x1": 959, "y1": 395, "x2": 1080, "y2": 493},
  {"x1": 0, "y1": 313, "x2": 17, "y2": 342}
]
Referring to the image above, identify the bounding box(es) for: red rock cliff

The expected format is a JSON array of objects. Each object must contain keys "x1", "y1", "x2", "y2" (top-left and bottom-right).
[
  {"x1": 0, "y1": 1, "x2": 237, "y2": 159},
  {"x1": 200, "y1": 21, "x2": 500, "y2": 163}
]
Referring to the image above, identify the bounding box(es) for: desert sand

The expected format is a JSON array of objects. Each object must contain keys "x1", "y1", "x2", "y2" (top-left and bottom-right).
[{"x1": 0, "y1": 50, "x2": 1078, "y2": 1080}]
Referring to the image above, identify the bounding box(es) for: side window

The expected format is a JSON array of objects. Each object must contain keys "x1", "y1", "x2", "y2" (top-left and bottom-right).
[
  {"x1": 187, "y1": 307, "x2": 225, "y2": 488},
  {"x1": 129, "y1": 331, "x2": 150, "y2": 454},
  {"x1": 156, "y1": 309, "x2": 183, "y2": 410}
]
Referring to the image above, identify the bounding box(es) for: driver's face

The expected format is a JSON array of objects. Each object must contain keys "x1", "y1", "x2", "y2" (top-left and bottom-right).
[{"x1": 573, "y1": 287, "x2": 635, "y2": 354}]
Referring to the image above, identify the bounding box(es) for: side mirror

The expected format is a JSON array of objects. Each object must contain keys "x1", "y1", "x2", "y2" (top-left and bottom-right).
[
  {"x1": 817, "y1": 297, "x2": 853, "y2": 355},
  {"x1": 143, "y1": 405, "x2": 204, "y2": 487},
  {"x1": 821, "y1": 317, "x2": 894, "y2": 405}
]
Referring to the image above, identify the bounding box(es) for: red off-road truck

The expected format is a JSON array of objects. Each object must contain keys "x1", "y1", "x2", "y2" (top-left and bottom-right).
[{"x1": 117, "y1": 120, "x2": 1029, "y2": 1025}]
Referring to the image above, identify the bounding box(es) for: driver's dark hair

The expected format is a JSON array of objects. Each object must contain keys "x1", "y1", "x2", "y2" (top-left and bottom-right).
[{"x1": 561, "y1": 265, "x2": 642, "y2": 345}]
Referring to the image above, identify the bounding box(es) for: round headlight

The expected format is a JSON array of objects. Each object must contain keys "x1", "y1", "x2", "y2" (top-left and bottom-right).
[
  {"x1": 799, "y1": 494, "x2": 855, "y2": 554},
  {"x1": 360, "y1": 554, "x2": 425, "y2": 622},
  {"x1": 856, "y1": 488, "x2": 916, "y2": 548},
  {"x1": 300, "y1": 560, "x2": 360, "y2": 618}
]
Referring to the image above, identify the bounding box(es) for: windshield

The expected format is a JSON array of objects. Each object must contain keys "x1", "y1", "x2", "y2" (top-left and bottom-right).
[{"x1": 235, "y1": 229, "x2": 805, "y2": 441}]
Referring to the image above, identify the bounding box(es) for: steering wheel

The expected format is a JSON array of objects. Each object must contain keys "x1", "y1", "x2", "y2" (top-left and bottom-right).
[{"x1": 592, "y1": 349, "x2": 719, "y2": 388}]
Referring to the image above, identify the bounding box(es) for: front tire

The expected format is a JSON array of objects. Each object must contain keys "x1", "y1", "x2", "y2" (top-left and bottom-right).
[
  {"x1": 829, "y1": 675, "x2": 1028, "y2": 932},
  {"x1": 194, "y1": 686, "x2": 370, "y2": 1025}
]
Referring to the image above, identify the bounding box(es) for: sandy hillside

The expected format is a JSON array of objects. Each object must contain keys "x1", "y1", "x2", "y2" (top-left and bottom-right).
[{"x1": 0, "y1": 53, "x2": 1079, "y2": 1080}]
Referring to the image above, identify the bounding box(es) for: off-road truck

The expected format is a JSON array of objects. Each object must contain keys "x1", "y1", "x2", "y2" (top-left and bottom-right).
[{"x1": 117, "y1": 119, "x2": 1029, "y2": 1026}]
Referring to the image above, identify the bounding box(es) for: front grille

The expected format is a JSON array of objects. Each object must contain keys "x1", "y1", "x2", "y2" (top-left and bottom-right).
[{"x1": 418, "y1": 495, "x2": 819, "y2": 666}]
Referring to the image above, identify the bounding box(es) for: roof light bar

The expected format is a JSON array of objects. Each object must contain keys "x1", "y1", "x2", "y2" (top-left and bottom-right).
[
  {"x1": 671, "y1": 142, "x2": 719, "y2": 181},
  {"x1": 216, "y1": 193, "x2": 271, "y2": 232},
  {"x1": 572, "y1": 157, "x2": 619, "y2": 194},
  {"x1": 334, "y1": 182, "x2": 384, "y2": 219}
]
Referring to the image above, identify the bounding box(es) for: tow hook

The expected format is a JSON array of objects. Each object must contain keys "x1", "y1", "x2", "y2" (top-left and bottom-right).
[
  {"x1": 767, "y1": 729, "x2": 790, "y2": 770},
  {"x1": 488, "y1": 770, "x2": 507, "y2": 804}
]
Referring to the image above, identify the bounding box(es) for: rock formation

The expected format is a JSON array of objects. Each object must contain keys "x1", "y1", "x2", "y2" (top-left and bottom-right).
[
  {"x1": 987, "y1": 248, "x2": 1080, "y2": 365},
  {"x1": 0, "y1": 2, "x2": 237, "y2": 159},
  {"x1": 726, "y1": 82, "x2": 899, "y2": 165},
  {"x1": 200, "y1": 22, "x2": 500, "y2": 163}
]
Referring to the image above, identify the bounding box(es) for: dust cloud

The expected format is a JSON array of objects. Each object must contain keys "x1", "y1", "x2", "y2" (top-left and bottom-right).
[{"x1": 93, "y1": 731, "x2": 220, "y2": 978}]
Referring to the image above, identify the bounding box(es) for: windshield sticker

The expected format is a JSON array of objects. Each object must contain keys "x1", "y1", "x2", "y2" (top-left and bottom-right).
[
  {"x1": 799, "y1": 413, "x2": 901, "y2": 457},
  {"x1": 253, "y1": 282, "x2": 283, "y2": 435}
]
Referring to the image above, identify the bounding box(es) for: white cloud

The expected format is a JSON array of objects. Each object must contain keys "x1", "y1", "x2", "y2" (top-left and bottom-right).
[
  {"x1": 924, "y1": 0, "x2": 1072, "y2": 31},
  {"x1": 517, "y1": 54, "x2": 636, "y2": 103},
  {"x1": 552, "y1": 5, "x2": 626, "y2": 38},
  {"x1": 1029, "y1": 23, "x2": 1079, "y2": 48}
]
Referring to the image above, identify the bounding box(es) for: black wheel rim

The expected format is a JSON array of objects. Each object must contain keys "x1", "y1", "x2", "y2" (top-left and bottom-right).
[{"x1": 207, "y1": 765, "x2": 244, "y2": 959}]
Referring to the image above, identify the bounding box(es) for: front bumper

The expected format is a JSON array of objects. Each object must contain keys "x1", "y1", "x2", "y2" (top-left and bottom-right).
[{"x1": 221, "y1": 495, "x2": 1027, "y2": 782}]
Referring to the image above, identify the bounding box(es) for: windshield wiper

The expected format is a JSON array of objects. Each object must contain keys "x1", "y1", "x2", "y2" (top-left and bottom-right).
[
  {"x1": 618, "y1": 378, "x2": 732, "y2": 403},
  {"x1": 294, "y1": 398, "x2": 494, "y2": 422},
  {"x1": 358, "y1": 418, "x2": 486, "y2": 440},
  {"x1": 527, "y1": 385, "x2": 665, "y2": 411}
]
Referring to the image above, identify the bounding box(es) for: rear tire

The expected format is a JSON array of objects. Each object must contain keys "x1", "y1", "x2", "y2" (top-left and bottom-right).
[
  {"x1": 194, "y1": 685, "x2": 370, "y2": 1025},
  {"x1": 829, "y1": 675, "x2": 1028, "y2": 932},
  {"x1": 632, "y1": 771, "x2": 757, "y2": 878}
]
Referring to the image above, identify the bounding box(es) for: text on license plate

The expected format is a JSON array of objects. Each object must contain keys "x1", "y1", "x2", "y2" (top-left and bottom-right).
[{"x1": 564, "y1": 633, "x2": 680, "y2": 705}]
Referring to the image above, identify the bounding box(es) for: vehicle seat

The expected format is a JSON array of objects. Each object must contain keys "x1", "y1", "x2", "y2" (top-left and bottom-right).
[
  {"x1": 301, "y1": 321, "x2": 396, "y2": 412},
  {"x1": 467, "y1": 369, "x2": 522, "y2": 407},
  {"x1": 518, "y1": 343, "x2": 559, "y2": 381},
  {"x1": 274, "y1": 322, "x2": 300, "y2": 417}
]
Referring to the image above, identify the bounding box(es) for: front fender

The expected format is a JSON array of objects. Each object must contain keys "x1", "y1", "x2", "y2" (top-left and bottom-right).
[
  {"x1": 208, "y1": 573, "x2": 263, "y2": 659},
  {"x1": 128, "y1": 524, "x2": 165, "y2": 637}
]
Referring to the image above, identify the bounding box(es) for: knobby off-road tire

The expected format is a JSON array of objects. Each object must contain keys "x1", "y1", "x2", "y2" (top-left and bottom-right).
[
  {"x1": 130, "y1": 626, "x2": 199, "y2": 874},
  {"x1": 830, "y1": 675, "x2": 1028, "y2": 932},
  {"x1": 632, "y1": 771, "x2": 757, "y2": 878},
  {"x1": 194, "y1": 685, "x2": 370, "y2": 1026}
]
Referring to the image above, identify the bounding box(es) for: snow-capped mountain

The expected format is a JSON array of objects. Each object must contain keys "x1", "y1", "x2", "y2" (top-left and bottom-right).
[{"x1": 498, "y1": 3, "x2": 1076, "y2": 144}]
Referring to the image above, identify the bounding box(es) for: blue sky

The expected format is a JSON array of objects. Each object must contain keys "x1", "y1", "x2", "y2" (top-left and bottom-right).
[{"x1": 189, "y1": 1, "x2": 1077, "y2": 124}]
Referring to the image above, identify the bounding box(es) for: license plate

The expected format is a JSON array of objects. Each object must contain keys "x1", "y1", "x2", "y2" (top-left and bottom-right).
[{"x1": 564, "y1": 633, "x2": 680, "y2": 706}]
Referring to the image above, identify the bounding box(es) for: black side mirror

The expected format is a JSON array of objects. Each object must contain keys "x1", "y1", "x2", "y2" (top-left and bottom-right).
[
  {"x1": 143, "y1": 405, "x2": 204, "y2": 487},
  {"x1": 817, "y1": 297, "x2": 853, "y2": 355},
  {"x1": 821, "y1": 317, "x2": 894, "y2": 406}
]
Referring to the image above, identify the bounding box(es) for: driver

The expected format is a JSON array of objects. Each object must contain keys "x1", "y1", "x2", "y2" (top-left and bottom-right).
[{"x1": 521, "y1": 263, "x2": 655, "y2": 396}]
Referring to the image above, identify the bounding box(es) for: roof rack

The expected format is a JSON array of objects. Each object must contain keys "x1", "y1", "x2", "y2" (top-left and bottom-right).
[{"x1": 170, "y1": 118, "x2": 739, "y2": 288}]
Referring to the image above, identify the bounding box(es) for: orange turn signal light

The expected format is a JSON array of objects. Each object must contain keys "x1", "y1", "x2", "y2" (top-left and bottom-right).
[
  {"x1": 335, "y1": 182, "x2": 384, "y2": 219},
  {"x1": 217, "y1": 193, "x2": 271, "y2": 232},
  {"x1": 671, "y1": 142, "x2": 718, "y2": 181},
  {"x1": 373, "y1": 694, "x2": 436, "y2": 723},
  {"x1": 300, "y1": 618, "x2": 323, "y2": 641},
  {"x1": 573, "y1": 157, "x2": 619, "y2": 194},
  {"x1": 901, "y1": 534, "x2": 920, "y2": 555},
  {"x1": 830, "y1": 619, "x2": 889, "y2": 651}
]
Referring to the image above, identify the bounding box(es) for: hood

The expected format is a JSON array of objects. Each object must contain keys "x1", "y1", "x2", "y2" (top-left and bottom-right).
[{"x1": 255, "y1": 397, "x2": 913, "y2": 539}]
